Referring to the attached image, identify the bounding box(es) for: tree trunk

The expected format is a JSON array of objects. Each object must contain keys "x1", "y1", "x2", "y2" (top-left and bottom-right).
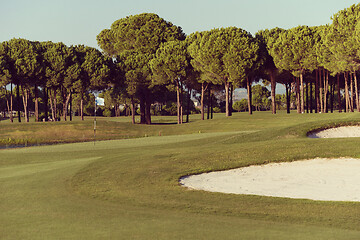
[
  {"x1": 145, "y1": 89, "x2": 151, "y2": 125},
  {"x1": 176, "y1": 81, "x2": 181, "y2": 124},
  {"x1": 207, "y1": 86, "x2": 210, "y2": 120},
  {"x1": 330, "y1": 79, "x2": 334, "y2": 113},
  {"x1": 16, "y1": 83, "x2": 21, "y2": 122},
  {"x1": 139, "y1": 91, "x2": 146, "y2": 124},
  {"x1": 21, "y1": 87, "x2": 29, "y2": 122},
  {"x1": 131, "y1": 97, "x2": 135, "y2": 124},
  {"x1": 49, "y1": 93, "x2": 54, "y2": 121},
  {"x1": 9, "y1": 82, "x2": 13, "y2": 122},
  {"x1": 354, "y1": 72, "x2": 360, "y2": 112},
  {"x1": 210, "y1": 89, "x2": 213, "y2": 119},
  {"x1": 180, "y1": 105, "x2": 183, "y2": 124},
  {"x1": 34, "y1": 84, "x2": 39, "y2": 122},
  {"x1": 69, "y1": 91, "x2": 72, "y2": 121},
  {"x1": 315, "y1": 69, "x2": 319, "y2": 113},
  {"x1": 350, "y1": 72, "x2": 354, "y2": 112},
  {"x1": 229, "y1": 83, "x2": 233, "y2": 116},
  {"x1": 323, "y1": 69, "x2": 329, "y2": 113},
  {"x1": 80, "y1": 94, "x2": 84, "y2": 121},
  {"x1": 305, "y1": 80, "x2": 309, "y2": 113},
  {"x1": 319, "y1": 69, "x2": 323, "y2": 113},
  {"x1": 344, "y1": 72, "x2": 350, "y2": 112},
  {"x1": 300, "y1": 72, "x2": 305, "y2": 113},
  {"x1": 44, "y1": 88, "x2": 48, "y2": 121},
  {"x1": 6, "y1": 94, "x2": 10, "y2": 120},
  {"x1": 25, "y1": 88, "x2": 29, "y2": 122},
  {"x1": 186, "y1": 88, "x2": 191, "y2": 123},
  {"x1": 286, "y1": 83, "x2": 290, "y2": 114},
  {"x1": 337, "y1": 74, "x2": 342, "y2": 113},
  {"x1": 201, "y1": 83, "x2": 210, "y2": 120},
  {"x1": 225, "y1": 80, "x2": 230, "y2": 117},
  {"x1": 62, "y1": 101, "x2": 67, "y2": 121},
  {"x1": 246, "y1": 77, "x2": 252, "y2": 115},
  {"x1": 310, "y1": 80, "x2": 313, "y2": 113},
  {"x1": 4, "y1": 86, "x2": 11, "y2": 121},
  {"x1": 62, "y1": 91, "x2": 71, "y2": 121},
  {"x1": 201, "y1": 82, "x2": 205, "y2": 120},
  {"x1": 53, "y1": 90, "x2": 57, "y2": 121},
  {"x1": 270, "y1": 70, "x2": 276, "y2": 114},
  {"x1": 180, "y1": 85, "x2": 183, "y2": 124},
  {"x1": 296, "y1": 77, "x2": 300, "y2": 113}
]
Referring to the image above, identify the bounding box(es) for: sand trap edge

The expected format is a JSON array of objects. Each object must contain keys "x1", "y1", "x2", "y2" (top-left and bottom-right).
[{"x1": 179, "y1": 158, "x2": 360, "y2": 202}]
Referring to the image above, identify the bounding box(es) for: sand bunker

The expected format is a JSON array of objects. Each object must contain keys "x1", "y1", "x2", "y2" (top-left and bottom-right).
[
  {"x1": 308, "y1": 126, "x2": 360, "y2": 138},
  {"x1": 180, "y1": 158, "x2": 360, "y2": 202}
]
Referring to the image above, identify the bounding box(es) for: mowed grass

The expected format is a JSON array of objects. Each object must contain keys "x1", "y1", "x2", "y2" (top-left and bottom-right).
[
  {"x1": 1, "y1": 111, "x2": 358, "y2": 146},
  {"x1": 2, "y1": 111, "x2": 360, "y2": 239}
]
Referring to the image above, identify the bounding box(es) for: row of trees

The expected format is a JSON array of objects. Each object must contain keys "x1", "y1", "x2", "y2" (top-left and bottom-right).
[
  {"x1": 2, "y1": 4, "x2": 360, "y2": 124},
  {"x1": 259, "y1": 4, "x2": 360, "y2": 115},
  {"x1": 96, "y1": 13, "x2": 265, "y2": 124},
  {"x1": 98, "y1": 4, "x2": 360, "y2": 125},
  {"x1": 0, "y1": 39, "x2": 112, "y2": 122}
]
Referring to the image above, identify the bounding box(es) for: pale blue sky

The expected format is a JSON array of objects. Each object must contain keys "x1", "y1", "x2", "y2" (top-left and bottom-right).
[{"x1": 1, "y1": 0, "x2": 359, "y2": 49}]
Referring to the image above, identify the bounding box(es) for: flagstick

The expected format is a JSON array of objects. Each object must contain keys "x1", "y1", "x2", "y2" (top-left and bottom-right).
[{"x1": 94, "y1": 97, "x2": 97, "y2": 146}]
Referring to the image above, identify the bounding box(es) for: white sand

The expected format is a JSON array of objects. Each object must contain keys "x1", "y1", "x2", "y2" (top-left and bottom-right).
[
  {"x1": 308, "y1": 126, "x2": 360, "y2": 138},
  {"x1": 180, "y1": 158, "x2": 360, "y2": 202}
]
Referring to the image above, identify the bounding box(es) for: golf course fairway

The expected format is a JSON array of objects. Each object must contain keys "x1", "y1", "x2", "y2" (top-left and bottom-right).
[{"x1": 2, "y1": 112, "x2": 360, "y2": 239}]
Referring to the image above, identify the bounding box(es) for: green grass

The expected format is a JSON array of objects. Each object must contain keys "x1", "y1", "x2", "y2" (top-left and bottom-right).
[
  {"x1": 1, "y1": 111, "x2": 359, "y2": 146},
  {"x1": 2, "y1": 111, "x2": 360, "y2": 239}
]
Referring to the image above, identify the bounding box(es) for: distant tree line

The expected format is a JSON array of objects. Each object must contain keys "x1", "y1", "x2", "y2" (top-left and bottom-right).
[
  {"x1": 2, "y1": 4, "x2": 360, "y2": 124},
  {"x1": 0, "y1": 40, "x2": 112, "y2": 122}
]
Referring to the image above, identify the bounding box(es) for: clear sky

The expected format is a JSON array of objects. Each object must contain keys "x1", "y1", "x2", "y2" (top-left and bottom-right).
[{"x1": 1, "y1": 0, "x2": 359, "y2": 49}]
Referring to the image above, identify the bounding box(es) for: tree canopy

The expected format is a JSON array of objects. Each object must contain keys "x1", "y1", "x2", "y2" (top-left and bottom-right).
[
  {"x1": 3, "y1": 4, "x2": 360, "y2": 123},
  {"x1": 271, "y1": 26, "x2": 318, "y2": 113},
  {"x1": 150, "y1": 40, "x2": 191, "y2": 124},
  {"x1": 188, "y1": 27, "x2": 260, "y2": 116},
  {"x1": 97, "y1": 13, "x2": 186, "y2": 124},
  {"x1": 0, "y1": 39, "x2": 112, "y2": 122}
]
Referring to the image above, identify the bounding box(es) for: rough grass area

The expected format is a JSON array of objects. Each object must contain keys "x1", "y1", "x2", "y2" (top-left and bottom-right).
[{"x1": 1, "y1": 111, "x2": 360, "y2": 239}]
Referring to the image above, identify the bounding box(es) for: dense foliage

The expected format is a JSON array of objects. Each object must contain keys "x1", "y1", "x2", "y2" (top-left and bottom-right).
[
  {"x1": 2, "y1": 4, "x2": 360, "y2": 124},
  {"x1": 0, "y1": 40, "x2": 112, "y2": 122}
]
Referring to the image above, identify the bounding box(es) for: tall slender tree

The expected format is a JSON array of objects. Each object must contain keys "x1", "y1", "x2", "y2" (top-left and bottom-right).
[
  {"x1": 62, "y1": 49, "x2": 80, "y2": 121},
  {"x1": 327, "y1": 4, "x2": 360, "y2": 112},
  {"x1": 271, "y1": 26, "x2": 318, "y2": 113},
  {"x1": 256, "y1": 28, "x2": 285, "y2": 114},
  {"x1": 150, "y1": 40, "x2": 190, "y2": 124},
  {"x1": 6, "y1": 39, "x2": 40, "y2": 122},
  {"x1": 188, "y1": 27, "x2": 260, "y2": 116},
  {"x1": 43, "y1": 42, "x2": 71, "y2": 121},
  {"x1": 0, "y1": 42, "x2": 13, "y2": 122},
  {"x1": 186, "y1": 32, "x2": 209, "y2": 120}
]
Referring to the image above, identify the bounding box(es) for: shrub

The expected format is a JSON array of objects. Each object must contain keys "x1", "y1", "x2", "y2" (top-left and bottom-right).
[
  {"x1": 233, "y1": 99, "x2": 248, "y2": 112},
  {"x1": 212, "y1": 107, "x2": 222, "y2": 113},
  {"x1": 103, "y1": 109, "x2": 112, "y2": 117}
]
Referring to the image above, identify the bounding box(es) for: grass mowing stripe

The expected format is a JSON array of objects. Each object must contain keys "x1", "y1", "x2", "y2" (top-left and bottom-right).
[
  {"x1": 0, "y1": 158, "x2": 99, "y2": 179},
  {"x1": 0, "y1": 131, "x2": 254, "y2": 155}
]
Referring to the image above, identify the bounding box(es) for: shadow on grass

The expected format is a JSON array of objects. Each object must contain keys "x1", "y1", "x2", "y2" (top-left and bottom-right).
[
  {"x1": 150, "y1": 122, "x2": 179, "y2": 125},
  {"x1": 0, "y1": 117, "x2": 10, "y2": 122}
]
